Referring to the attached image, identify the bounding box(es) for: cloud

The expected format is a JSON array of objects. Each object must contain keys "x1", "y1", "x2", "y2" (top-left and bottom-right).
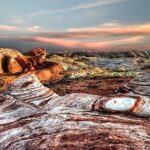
[
  {"x1": 77, "y1": 0, "x2": 125, "y2": 9},
  {"x1": 31, "y1": 0, "x2": 125, "y2": 17},
  {"x1": 20, "y1": 36, "x2": 80, "y2": 49},
  {"x1": 0, "y1": 25, "x2": 19, "y2": 31},
  {"x1": 18, "y1": 35, "x2": 144, "y2": 51},
  {"x1": 37, "y1": 22, "x2": 150, "y2": 40},
  {"x1": 1, "y1": 21, "x2": 150, "y2": 51},
  {"x1": 0, "y1": 25, "x2": 43, "y2": 33},
  {"x1": 81, "y1": 36, "x2": 144, "y2": 49},
  {"x1": 27, "y1": 26, "x2": 41, "y2": 32},
  {"x1": 0, "y1": 36, "x2": 149, "y2": 52},
  {"x1": 68, "y1": 23, "x2": 150, "y2": 37}
]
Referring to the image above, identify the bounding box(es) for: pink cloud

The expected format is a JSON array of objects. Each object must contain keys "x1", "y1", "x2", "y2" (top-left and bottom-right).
[
  {"x1": 68, "y1": 23, "x2": 150, "y2": 37},
  {"x1": 19, "y1": 35, "x2": 145, "y2": 51},
  {"x1": 82, "y1": 36, "x2": 144, "y2": 49},
  {"x1": 2, "y1": 22, "x2": 149, "y2": 51},
  {"x1": 37, "y1": 23, "x2": 150, "y2": 40},
  {"x1": 0, "y1": 25, "x2": 19, "y2": 31},
  {"x1": 21, "y1": 36, "x2": 80, "y2": 48}
]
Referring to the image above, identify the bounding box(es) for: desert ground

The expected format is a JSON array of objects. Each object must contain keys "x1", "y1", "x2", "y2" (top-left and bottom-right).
[{"x1": 0, "y1": 48, "x2": 149, "y2": 149}]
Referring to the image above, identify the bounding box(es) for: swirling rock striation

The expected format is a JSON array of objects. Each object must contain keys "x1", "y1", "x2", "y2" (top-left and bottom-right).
[{"x1": 0, "y1": 74, "x2": 149, "y2": 149}]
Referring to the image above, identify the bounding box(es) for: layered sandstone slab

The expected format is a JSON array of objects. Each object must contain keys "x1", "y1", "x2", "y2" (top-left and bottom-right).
[
  {"x1": 0, "y1": 74, "x2": 149, "y2": 150},
  {"x1": 117, "y1": 71, "x2": 150, "y2": 98}
]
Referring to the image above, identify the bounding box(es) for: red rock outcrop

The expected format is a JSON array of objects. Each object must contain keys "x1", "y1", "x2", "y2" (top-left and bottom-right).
[
  {"x1": 16, "y1": 48, "x2": 47, "y2": 72},
  {"x1": 0, "y1": 74, "x2": 149, "y2": 150},
  {"x1": 32, "y1": 61, "x2": 63, "y2": 83},
  {"x1": 7, "y1": 58, "x2": 23, "y2": 74},
  {"x1": 0, "y1": 48, "x2": 62, "y2": 75},
  {"x1": 0, "y1": 48, "x2": 63, "y2": 90},
  {"x1": 0, "y1": 48, "x2": 23, "y2": 74},
  {"x1": 25, "y1": 48, "x2": 47, "y2": 58}
]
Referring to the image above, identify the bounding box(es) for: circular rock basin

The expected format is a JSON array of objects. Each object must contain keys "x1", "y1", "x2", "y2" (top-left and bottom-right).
[{"x1": 104, "y1": 97, "x2": 137, "y2": 112}]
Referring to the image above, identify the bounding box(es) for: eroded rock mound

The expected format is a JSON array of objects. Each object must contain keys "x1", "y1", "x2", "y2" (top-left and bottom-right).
[
  {"x1": 0, "y1": 48, "x2": 62, "y2": 74},
  {"x1": 17, "y1": 48, "x2": 47, "y2": 72},
  {"x1": 0, "y1": 48, "x2": 63, "y2": 89},
  {"x1": 0, "y1": 74, "x2": 149, "y2": 150}
]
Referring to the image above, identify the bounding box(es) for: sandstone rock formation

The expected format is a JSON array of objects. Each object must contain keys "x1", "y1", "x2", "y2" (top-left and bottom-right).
[
  {"x1": 17, "y1": 48, "x2": 47, "y2": 72},
  {"x1": 0, "y1": 74, "x2": 149, "y2": 150},
  {"x1": 16, "y1": 48, "x2": 47, "y2": 72},
  {"x1": 25, "y1": 47, "x2": 47, "y2": 58},
  {"x1": 7, "y1": 58, "x2": 23, "y2": 74},
  {"x1": 117, "y1": 71, "x2": 150, "y2": 98},
  {"x1": 0, "y1": 48, "x2": 63, "y2": 89},
  {"x1": 0, "y1": 48, "x2": 23, "y2": 74},
  {"x1": 0, "y1": 48, "x2": 60, "y2": 74},
  {"x1": 32, "y1": 61, "x2": 63, "y2": 83}
]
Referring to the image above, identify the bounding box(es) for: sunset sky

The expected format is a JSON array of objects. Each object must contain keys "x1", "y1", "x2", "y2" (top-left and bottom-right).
[{"x1": 0, "y1": 0, "x2": 150, "y2": 52}]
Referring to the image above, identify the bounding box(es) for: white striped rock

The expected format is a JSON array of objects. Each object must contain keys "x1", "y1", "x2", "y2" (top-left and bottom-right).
[{"x1": 0, "y1": 74, "x2": 149, "y2": 150}]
